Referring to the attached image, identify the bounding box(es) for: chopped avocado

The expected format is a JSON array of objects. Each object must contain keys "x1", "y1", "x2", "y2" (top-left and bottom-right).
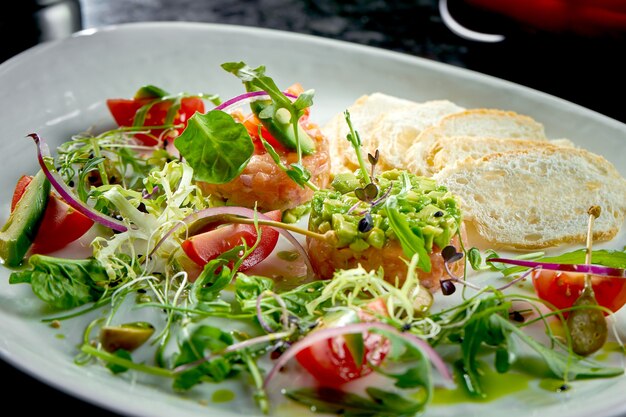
[
  {"x1": 282, "y1": 203, "x2": 311, "y2": 224},
  {"x1": 0, "y1": 171, "x2": 50, "y2": 267},
  {"x1": 246, "y1": 87, "x2": 316, "y2": 155},
  {"x1": 332, "y1": 213, "x2": 359, "y2": 246},
  {"x1": 308, "y1": 170, "x2": 462, "y2": 252},
  {"x1": 331, "y1": 173, "x2": 360, "y2": 194},
  {"x1": 134, "y1": 84, "x2": 169, "y2": 99}
]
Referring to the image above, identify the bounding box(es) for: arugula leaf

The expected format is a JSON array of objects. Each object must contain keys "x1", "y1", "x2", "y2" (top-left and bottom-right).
[
  {"x1": 385, "y1": 196, "x2": 431, "y2": 273},
  {"x1": 496, "y1": 316, "x2": 623, "y2": 379},
  {"x1": 285, "y1": 387, "x2": 424, "y2": 417},
  {"x1": 174, "y1": 110, "x2": 254, "y2": 184},
  {"x1": 9, "y1": 255, "x2": 109, "y2": 309},
  {"x1": 235, "y1": 274, "x2": 275, "y2": 303},
  {"x1": 190, "y1": 258, "x2": 233, "y2": 303},
  {"x1": 221, "y1": 61, "x2": 316, "y2": 156},
  {"x1": 261, "y1": 138, "x2": 316, "y2": 190},
  {"x1": 172, "y1": 325, "x2": 236, "y2": 390}
]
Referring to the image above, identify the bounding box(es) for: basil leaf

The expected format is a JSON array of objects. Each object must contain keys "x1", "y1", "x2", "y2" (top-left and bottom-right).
[
  {"x1": 9, "y1": 255, "x2": 108, "y2": 310},
  {"x1": 174, "y1": 110, "x2": 254, "y2": 184}
]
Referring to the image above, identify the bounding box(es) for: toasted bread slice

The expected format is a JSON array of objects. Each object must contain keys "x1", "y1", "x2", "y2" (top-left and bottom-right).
[
  {"x1": 406, "y1": 109, "x2": 548, "y2": 175},
  {"x1": 434, "y1": 146, "x2": 626, "y2": 248},
  {"x1": 426, "y1": 136, "x2": 575, "y2": 173},
  {"x1": 323, "y1": 93, "x2": 463, "y2": 173}
]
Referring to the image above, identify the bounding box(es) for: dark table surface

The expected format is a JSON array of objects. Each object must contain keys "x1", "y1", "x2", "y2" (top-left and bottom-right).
[{"x1": 1, "y1": 1, "x2": 625, "y2": 416}]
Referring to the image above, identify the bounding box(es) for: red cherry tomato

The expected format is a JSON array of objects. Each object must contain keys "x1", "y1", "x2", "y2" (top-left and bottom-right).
[
  {"x1": 295, "y1": 299, "x2": 389, "y2": 387},
  {"x1": 106, "y1": 96, "x2": 205, "y2": 146},
  {"x1": 181, "y1": 210, "x2": 281, "y2": 272},
  {"x1": 532, "y1": 269, "x2": 626, "y2": 314},
  {"x1": 11, "y1": 176, "x2": 94, "y2": 254}
]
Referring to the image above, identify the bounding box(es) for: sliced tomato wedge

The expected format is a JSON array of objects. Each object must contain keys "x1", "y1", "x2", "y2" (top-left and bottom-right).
[
  {"x1": 295, "y1": 299, "x2": 389, "y2": 386},
  {"x1": 106, "y1": 96, "x2": 205, "y2": 146},
  {"x1": 532, "y1": 269, "x2": 626, "y2": 314},
  {"x1": 11, "y1": 176, "x2": 94, "y2": 254},
  {"x1": 11, "y1": 175, "x2": 33, "y2": 212},
  {"x1": 181, "y1": 210, "x2": 281, "y2": 272}
]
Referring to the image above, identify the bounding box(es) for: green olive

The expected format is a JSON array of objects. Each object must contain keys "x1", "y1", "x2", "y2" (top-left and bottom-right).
[{"x1": 99, "y1": 322, "x2": 155, "y2": 353}]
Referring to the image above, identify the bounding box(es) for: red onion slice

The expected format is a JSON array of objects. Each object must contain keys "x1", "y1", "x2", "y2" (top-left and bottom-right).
[
  {"x1": 214, "y1": 91, "x2": 297, "y2": 114},
  {"x1": 148, "y1": 206, "x2": 313, "y2": 276},
  {"x1": 263, "y1": 322, "x2": 452, "y2": 389},
  {"x1": 488, "y1": 257, "x2": 626, "y2": 277},
  {"x1": 28, "y1": 133, "x2": 128, "y2": 232}
]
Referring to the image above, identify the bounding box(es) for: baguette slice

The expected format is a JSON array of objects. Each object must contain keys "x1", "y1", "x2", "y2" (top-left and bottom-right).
[
  {"x1": 435, "y1": 146, "x2": 626, "y2": 248},
  {"x1": 367, "y1": 100, "x2": 464, "y2": 170},
  {"x1": 406, "y1": 109, "x2": 548, "y2": 175},
  {"x1": 426, "y1": 136, "x2": 575, "y2": 174},
  {"x1": 323, "y1": 93, "x2": 463, "y2": 173},
  {"x1": 324, "y1": 93, "x2": 416, "y2": 173}
]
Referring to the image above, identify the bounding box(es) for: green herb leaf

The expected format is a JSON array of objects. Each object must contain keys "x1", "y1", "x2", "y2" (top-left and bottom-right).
[
  {"x1": 235, "y1": 274, "x2": 275, "y2": 303},
  {"x1": 172, "y1": 325, "x2": 236, "y2": 390},
  {"x1": 285, "y1": 387, "x2": 424, "y2": 417},
  {"x1": 467, "y1": 247, "x2": 483, "y2": 270},
  {"x1": 286, "y1": 162, "x2": 312, "y2": 188},
  {"x1": 385, "y1": 196, "x2": 431, "y2": 273},
  {"x1": 191, "y1": 259, "x2": 233, "y2": 303},
  {"x1": 497, "y1": 316, "x2": 623, "y2": 379},
  {"x1": 222, "y1": 61, "x2": 316, "y2": 155},
  {"x1": 174, "y1": 110, "x2": 254, "y2": 184},
  {"x1": 9, "y1": 255, "x2": 108, "y2": 309},
  {"x1": 106, "y1": 349, "x2": 133, "y2": 374}
]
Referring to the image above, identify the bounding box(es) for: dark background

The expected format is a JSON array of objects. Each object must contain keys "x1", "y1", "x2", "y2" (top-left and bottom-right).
[{"x1": 1, "y1": 1, "x2": 625, "y2": 416}]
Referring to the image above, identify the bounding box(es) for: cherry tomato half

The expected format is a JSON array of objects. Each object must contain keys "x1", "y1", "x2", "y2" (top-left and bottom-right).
[
  {"x1": 106, "y1": 96, "x2": 205, "y2": 146},
  {"x1": 11, "y1": 176, "x2": 94, "y2": 254},
  {"x1": 181, "y1": 210, "x2": 281, "y2": 272},
  {"x1": 532, "y1": 269, "x2": 626, "y2": 314},
  {"x1": 295, "y1": 299, "x2": 389, "y2": 387}
]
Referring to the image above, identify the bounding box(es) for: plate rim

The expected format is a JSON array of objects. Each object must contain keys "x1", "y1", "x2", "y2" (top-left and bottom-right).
[{"x1": 1, "y1": 20, "x2": 626, "y2": 417}]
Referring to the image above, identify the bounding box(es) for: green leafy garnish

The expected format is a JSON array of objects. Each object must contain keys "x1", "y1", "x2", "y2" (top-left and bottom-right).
[
  {"x1": 9, "y1": 255, "x2": 109, "y2": 309},
  {"x1": 285, "y1": 387, "x2": 425, "y2": 417},
  {"x1": 174, "y1": 110, "x2": 254, "y2": 183},
  {"x1": 385, "y1": 196, "x2": 431, "y2": 273}
]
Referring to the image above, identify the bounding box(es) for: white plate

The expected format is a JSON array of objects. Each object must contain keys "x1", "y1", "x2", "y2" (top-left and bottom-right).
[{"x1": 1, "y1": 22, "x2": 626, "y2": 417}]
